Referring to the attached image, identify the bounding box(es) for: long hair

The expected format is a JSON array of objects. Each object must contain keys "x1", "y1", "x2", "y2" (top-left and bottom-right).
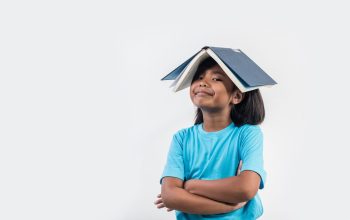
[{"x1": 192, "y1": 57, "x2": 265, "y2": 127}]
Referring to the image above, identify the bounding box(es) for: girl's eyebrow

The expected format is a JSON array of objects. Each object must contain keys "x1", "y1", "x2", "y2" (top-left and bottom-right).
[{"x1": 212, "y1": 70, "x2": 226, "y2": 75}]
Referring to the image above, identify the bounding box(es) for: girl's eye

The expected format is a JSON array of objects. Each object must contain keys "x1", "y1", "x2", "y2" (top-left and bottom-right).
[{"x1": 196, "y1": 76, "x2": 221, "y2": 81}]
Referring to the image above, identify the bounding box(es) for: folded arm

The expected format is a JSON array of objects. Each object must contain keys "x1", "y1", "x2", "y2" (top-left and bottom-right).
[
  {"x1": 161, "y1": 177, "x2": 242, "y2": 215},
  {"x1": 184, "y1": 170, "x2": 261, "y2": 204}
]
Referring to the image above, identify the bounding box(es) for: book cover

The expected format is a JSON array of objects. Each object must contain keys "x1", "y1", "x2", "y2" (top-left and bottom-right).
[{"x1": 161, "y1": 46, "x2": 277, "y2": 93}]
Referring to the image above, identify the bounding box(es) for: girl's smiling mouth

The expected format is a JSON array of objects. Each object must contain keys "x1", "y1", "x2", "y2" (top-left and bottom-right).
[
  {"x1": 195, "y1": 92, "x2": 212, "y2": 97},
  {"x1": 194, "y1": 88, "x2": 214, "y2": 96}
]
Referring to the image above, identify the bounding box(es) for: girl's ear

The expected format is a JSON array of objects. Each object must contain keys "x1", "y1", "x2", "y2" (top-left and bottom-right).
[{"x1": 230, "y1": 90, "x2": 245, "y2": 105}]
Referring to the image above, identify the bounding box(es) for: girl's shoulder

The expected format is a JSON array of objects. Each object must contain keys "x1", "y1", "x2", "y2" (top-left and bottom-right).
[
  {"x1": 237, "y1": 124, "x2": 263, "y2": 146},
  {"x1": 238, "y1": 124, "x2": 263, "y2": 139},
  {"x1": 238, "y1": 123, "x2": 262, "y2": 133}
]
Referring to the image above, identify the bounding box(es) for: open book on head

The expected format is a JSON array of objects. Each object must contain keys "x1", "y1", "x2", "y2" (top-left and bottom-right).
[{"x1": 161, "y1": 46, "x2": 277, "y2": 93}]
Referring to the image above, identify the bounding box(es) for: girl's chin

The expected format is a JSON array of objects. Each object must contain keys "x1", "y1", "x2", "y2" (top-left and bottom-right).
[
  {"x1": 193, "y1": 100, "x2": 209, "y2": 106},
  {"x1": 193, "y1": 103, "x2": 214, "y2": 109},
  {"x1": 193, "y1": 96, "x2": 213, "y2": 102}
]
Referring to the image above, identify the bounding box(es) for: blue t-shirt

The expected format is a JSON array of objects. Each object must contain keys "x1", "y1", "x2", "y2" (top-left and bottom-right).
[{"x1": 160, "y1": 122, "x2": 266, "y2": 220}]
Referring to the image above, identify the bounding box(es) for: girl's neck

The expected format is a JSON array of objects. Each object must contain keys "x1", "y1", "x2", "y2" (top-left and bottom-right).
[{"x1": 202, "y1": 111, "x2": 232, "y2": 132}]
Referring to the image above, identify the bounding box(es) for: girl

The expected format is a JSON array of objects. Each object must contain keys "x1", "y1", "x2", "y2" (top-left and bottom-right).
[{"x1": 154, "y1": 56, "x2": 267, "y2": 220}]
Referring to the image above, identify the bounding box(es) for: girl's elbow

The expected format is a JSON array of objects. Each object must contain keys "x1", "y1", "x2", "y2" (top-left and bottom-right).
[
  {"x1": 224, "y1": 188, "x2": 254, "y2": 203},
  {"x1": 241, "y1": 187, "x2": 258, "y2": 201}
]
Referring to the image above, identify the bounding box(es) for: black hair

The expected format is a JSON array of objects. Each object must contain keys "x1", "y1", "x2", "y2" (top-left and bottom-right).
[{"x1": 191, "y1": 57, "x2": 265, "y2": 127}]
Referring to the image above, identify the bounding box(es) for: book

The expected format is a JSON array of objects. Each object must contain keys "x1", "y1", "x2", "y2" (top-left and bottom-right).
[{"x1": 161, "y1": 46, "x2": 277, "y2": 93}]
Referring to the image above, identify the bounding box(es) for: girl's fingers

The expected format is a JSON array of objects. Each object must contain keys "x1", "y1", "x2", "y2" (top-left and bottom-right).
[
  {"x1": 230, "y1": 201, "x2": 247, "y2": 211},
  {"x1": 155, "y1": 194, "x2": 173, "y2": 211},
  {"x1": 238, "y1": 160, "x2": 242, "y2": 173},
  {"x1": 237, "y1": 160, "x2": 243, "y2": 175},
  {"x1": 154, "y1": 198, "x2": 163, "y2": 205},
  {"x1": 238, "y1": 201, "x2": 247, "y2": 208},
  {"x1": 157, "y1": 203, "x2": 165, "y2": 209}
]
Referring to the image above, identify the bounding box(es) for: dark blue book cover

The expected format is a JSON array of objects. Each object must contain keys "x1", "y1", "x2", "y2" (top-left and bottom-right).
[
  {"x1": 161, "y1": 52, "x2": 199, "y2": 80},
  {"x1": 161, "y1": 46, "x2": 277, "y2": 92},
  {"x1": 209, "y1": 47, "x2": 277, "y2": 87}
]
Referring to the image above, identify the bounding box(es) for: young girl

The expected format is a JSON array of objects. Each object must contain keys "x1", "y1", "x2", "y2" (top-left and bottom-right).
[{"x1": 154, "y1": 56, "x2": 267, "y2": 219}]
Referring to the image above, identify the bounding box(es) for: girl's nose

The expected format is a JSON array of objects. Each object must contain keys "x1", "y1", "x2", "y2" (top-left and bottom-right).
[{"x1": 199, "y1": 81, "x2": 208, "y2": 87}]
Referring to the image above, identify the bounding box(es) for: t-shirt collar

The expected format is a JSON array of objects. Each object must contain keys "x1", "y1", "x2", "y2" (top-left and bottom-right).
[{"x1": 198, "y1": 121, "x2": 235, "y2": 137}]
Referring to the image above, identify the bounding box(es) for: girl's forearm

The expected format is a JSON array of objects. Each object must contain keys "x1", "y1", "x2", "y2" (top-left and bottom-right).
[
  {"x1": 185, "y1": 173, "x2": 259, "y2": 204},
  {"x1": 162, "y1": 185, "x2": 237, "y2": 215}
]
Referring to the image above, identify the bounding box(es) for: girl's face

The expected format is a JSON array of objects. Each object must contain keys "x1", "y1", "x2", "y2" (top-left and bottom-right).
[{"x1": 190, "y1": 64, "x2": 243, "y2": 112}]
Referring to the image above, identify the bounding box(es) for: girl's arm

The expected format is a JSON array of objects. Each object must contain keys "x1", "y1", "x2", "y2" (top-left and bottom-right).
[
  {"x1": 185, "y1": 125, "x2": 266, "y2": 205},
  {"x1": 161, "y1": 177, "x2": 245, "y2": 215},
  {"x1": 184, "y1": 170, "x2": 261, "y2": 204}
]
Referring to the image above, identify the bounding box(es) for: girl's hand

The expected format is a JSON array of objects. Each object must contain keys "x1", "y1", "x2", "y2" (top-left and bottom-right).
[
  {"x1": 184, "y1": 179, "x2": 197, "y2": 193},
  {"x1": 227, "y1": 160, "x2": 246, "y2": 211},
  {"x1": 236, "y1": 160, "x2": 243, "y2": 176},
  {"x1": 154, "y1": 193, "x2": 174, "y2": 212},
  {"x1": 227, "y1": 201, "x2": 247, "y2": 211}
]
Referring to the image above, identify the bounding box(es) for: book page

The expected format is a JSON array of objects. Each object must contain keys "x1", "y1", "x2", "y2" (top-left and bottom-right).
[{"x1": 174, "y1": 50, "x2": 209, "y2": 92}]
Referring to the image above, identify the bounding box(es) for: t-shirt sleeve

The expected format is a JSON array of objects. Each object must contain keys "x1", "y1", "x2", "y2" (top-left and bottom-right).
[
  {"x1": 239, "y1": 125, "x2": 267, "y2": 189},
  {"x1": 160, "y1": 131, "x2": 185, "y2": 184}
]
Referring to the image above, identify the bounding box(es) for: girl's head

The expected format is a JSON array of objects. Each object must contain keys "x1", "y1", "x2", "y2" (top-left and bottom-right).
[{"x1": 190, "y1": 57, "x2": 265, "y2": 127}]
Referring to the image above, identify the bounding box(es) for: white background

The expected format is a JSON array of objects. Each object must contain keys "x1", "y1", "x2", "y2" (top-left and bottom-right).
[{"x1": 1, "y1": 0, "x2": 349, "y2": 219}]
